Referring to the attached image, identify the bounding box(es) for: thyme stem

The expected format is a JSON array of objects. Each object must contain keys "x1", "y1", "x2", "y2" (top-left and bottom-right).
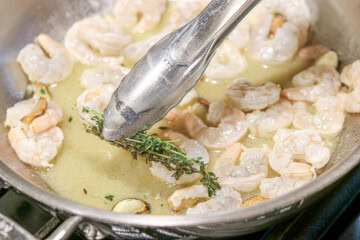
[{"x1": 82, "y1": 107, "x2": 221, "y2": 197}]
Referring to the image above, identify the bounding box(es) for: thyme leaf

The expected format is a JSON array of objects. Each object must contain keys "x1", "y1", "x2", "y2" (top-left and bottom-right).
[
  {"x1": 105, "y1": 195, "x2": 114, "y2": 201},
  {"x1": 82, "y1": 106, "x2": 221, "y2": 197}
]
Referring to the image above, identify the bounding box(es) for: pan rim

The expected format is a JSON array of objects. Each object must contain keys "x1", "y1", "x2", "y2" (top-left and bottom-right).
[{"x1": 0, "y1": 144, "x2": 359, "y2": 227}]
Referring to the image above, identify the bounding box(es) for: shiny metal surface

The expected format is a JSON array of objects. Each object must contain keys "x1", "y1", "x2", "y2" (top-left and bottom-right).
[
  {"x1": 0, "y1": 0, "x2": 360, "y2": 239},
  {"x1": 103, "y1": 0, "x2": 261, "y2": 140},
  {"x1": 47, "y1": 216, "x2": 84, "y2": 240}
]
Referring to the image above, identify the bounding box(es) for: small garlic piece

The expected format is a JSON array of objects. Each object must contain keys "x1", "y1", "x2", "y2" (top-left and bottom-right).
[
  {"x1": 21, "y1": 97, "x2": 47, "y2": 124},
  {"x1": 315, "y1": 51, "x2": 339, "y2": 68},
  {"x1": 112, "y1": 199, "x2": 149, "y2": 214},
  {"x1": 242, "y1": 196, "x2": 269, "y2": 207}
]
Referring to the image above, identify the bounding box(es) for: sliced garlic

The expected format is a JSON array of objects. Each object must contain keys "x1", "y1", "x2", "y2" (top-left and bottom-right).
[
  {"x1": 21, "y1": 97, "x2": 47, "y2": 124},
  {"x1": 242, "y1": 196, "x2": 269, "y2": 207},
  {"x1": 112, "y1": 198, "x2": 149, "y2": 214},
  {"x1": 315, "y1": 51, "x2": 339, "y2": 69}
]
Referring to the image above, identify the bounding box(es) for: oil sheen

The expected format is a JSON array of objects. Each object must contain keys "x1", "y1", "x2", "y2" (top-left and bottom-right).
[
  {"x1": 38, "y1": 53, "x2": 312, "y2": 215},
  {"x1": 38, "y1": 2, "x2": 317, "y2": 215}
]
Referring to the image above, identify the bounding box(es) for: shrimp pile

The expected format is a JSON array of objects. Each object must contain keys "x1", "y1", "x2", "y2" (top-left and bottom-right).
[
  {"x1": 166, "y1": 53, "x2": 357, "y2": 213},
  {"x1": 7, "y1": 0, "x2": 359, "y2": 216}
]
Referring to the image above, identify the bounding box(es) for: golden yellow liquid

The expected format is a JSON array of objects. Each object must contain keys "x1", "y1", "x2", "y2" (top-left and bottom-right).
[
  {"x1": 36, "y1": 2, "x2": 322, "y2": 215},
  {"x1": 39, "y1": 52, "x2": 312, "y2": 215}
]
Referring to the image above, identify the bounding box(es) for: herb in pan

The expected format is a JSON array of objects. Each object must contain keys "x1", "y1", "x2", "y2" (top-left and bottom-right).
[
  {"x1": 82, "y1": 107, "x2": 221, "y2": 197},
  {"x1": 105, "y1": 195, "x2": 114, "y2": 201}
]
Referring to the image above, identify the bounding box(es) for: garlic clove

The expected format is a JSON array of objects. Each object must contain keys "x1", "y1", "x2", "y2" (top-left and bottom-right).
[{"x1": 112, "y1": 198, "x2": 149, "y2": 214}]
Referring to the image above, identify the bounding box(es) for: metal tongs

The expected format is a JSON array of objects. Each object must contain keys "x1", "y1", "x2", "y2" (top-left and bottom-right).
[{"x1": 102, "y1": 0, "x2": 261, "y2": 140}]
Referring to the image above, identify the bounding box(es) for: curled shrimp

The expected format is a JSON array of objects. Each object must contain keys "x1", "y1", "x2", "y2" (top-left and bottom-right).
[
  {"x1": 65, "y1": 15, "x2": 132, "y2": 66},
  {"x1": 5, "y1": 98, "x2": 63, "y2": 134},
  {"x1": 8, "y1": 126, "x2": 64, "y2": 168},
  {"x1": 340, "y1": 60, "x2": 360, "y2": 89},
  {"x1": 246, "y1": 98, "x2": 294, "y2": 138},
  {"x1": 80, "y1": 65, "x2": 130, "y2": 89},
  {"x1": 17, "y1": 34, "x2": 74, "y2": 84},
  {"x1": 114, "y1": 0, "x2": 167, "y2": 33},
  {"x1": 214, "y1": 143, "x2": 269, "y2": 192},
  {"x1": 168, "y1": 185, "x2": 242, "y2": 214},
  {"x1": 337, "y1": 90, "x2": 360, "y2": 114},
  {"x1": 186, "y1": 186, "x2": 242, "y2": 215},
  {"x1": 184, "y1": 100, "x2": 249, "y2": 148},
  {"x1": 249, "y1": 0, "x2": 311, "y2": 65},
  {"x1": 335, "y1": 60, "x2": 360, "y2": 113},
  {"x1": 260, "y1": 177, "x2": 309, "y2": 199},
  {"x1": 150, "y1": 131, "x2": 209, "y2": 184},
  {"x1": 269, "y1": 129, "x2": 331, "y2": 180},
  {"x1": 168, "y1": 185, "x2": 209, "y2": 211},
  {"x1": 293, "y1": 97, "x2": 345, "y2": 137},
  {"x1": 205, "y1": 40, "x2": 247, "y2": 80},
  {"x1": 76, "y1": 85, "x2": 115, "y2": 125},
  {"x1": 282, "y1": 65, "x2": 341, "y2": 103},
  {"x1": 226, "y1": 79, "x2": 281, "y2": 112}
]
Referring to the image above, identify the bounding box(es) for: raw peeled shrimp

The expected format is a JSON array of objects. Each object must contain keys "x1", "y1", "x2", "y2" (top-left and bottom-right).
[
  {"x1": 249, "y1": 0, "x2": 311, "y2": 64},
  {"x1": 204, "y1": 22, "x2": 250, "y2": 80},
  {"x1": 226, "y1": 79, "x2": 281, "y2": 112},
  {"x1": 269, "y1": 129, "x2": 331, "y2": 181},
  {"x1": 337, "y1": 90, "x2": 360, "y2": 114},
  {"x1": 260, "y1": 177, "x2": 309, "y2": 199},
  {"x1": 206, "y1": 100, "x2": 226, "y2": 124},
  {"x1": 168, "y1": 185, "x2": 210, "y2": 211},
  {"x1": 80, "y1": 65, "x2": 130, "y2": 89},
  {"x1": 8, "y1": 126, "x2": 64, "y2": 168},
  {"x1": 293, "y1": 97, "x2": 345, "y2": 137},
  {"x1": 5, "y1": 98, "x2": 63, "y2": 134},
  {"x1": 76, "y1": 85, "x2": 115, "y2": 125},
  {"x1": 114, "y1": 0, "x2": 167, "y2": 33},
  {"x1": 186, "y1": 186, "x2": 242, "y2": 215},
  {"x1": 281, "y1": 65, "x2": 341, "y2": 103},
  {"x1": 184, "y1": 100, "x2": 249, "y2": 148},
  {"x1": 340, "y1": 60, "x2": 360, "y2": 89},
  {"x1": 205, "y1": 40, "x2": 247, "y2": 80},
  {"x1": 246, "y1": 98, "x2": 294, "y2": 138},
  {"x1": 214, "y1": 143, "x2": 269, "y2": 192},
  {"x1": 298, "y1": 45, "x2": 330, "y2": 60},
  {"x1": 150, "y1": 131, "x2": 209, "y2": 184},
  {"x1": 17, "y1": 34, "x2": 74, "y2": 84},
  {"x1": 336, "y1": 60, "x2": 360, "y2": 113},
  {"x1": 64, "y1": 15, "x2": 132, "y2": 66}
]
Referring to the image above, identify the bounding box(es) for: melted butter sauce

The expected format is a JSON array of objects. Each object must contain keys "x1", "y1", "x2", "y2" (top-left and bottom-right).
[
  {"x1": 37, "y1": 1, "x2": 335, "y2": 215},
  {"x1": 42, "y1": 64, "x2": 180, "y2": 215}
]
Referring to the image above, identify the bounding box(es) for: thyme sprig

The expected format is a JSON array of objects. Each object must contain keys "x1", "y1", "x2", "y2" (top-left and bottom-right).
[{"x1": 82, "y1": 107, "x2": 221, "y2": 197}]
